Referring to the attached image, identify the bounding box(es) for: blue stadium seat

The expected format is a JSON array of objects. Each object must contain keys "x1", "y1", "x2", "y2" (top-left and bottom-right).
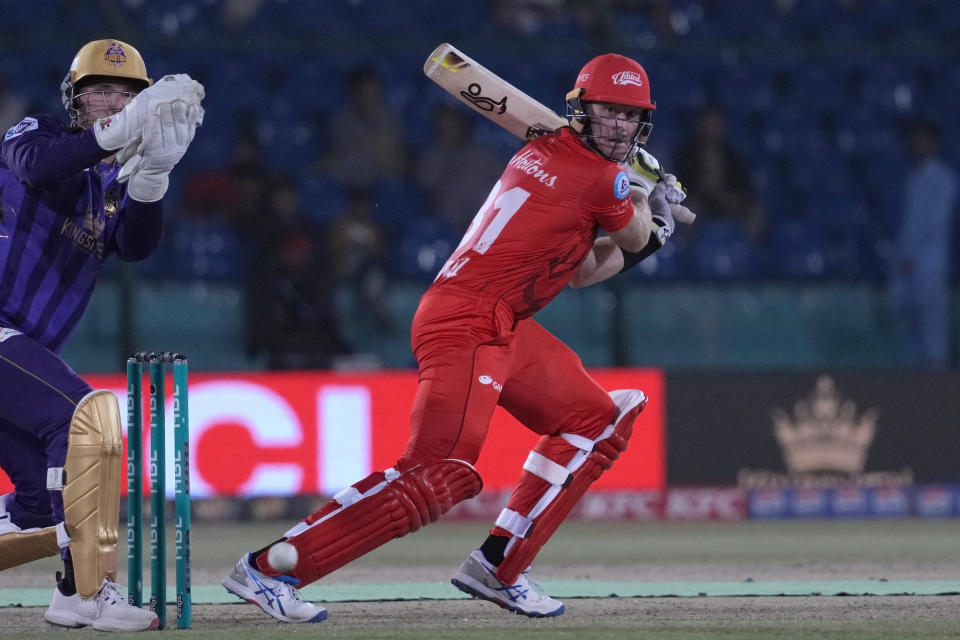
[
  {"x1": 258, "y1": 110, "x2": 317, "y2": 171},
  {"x1": 393, "y1": 217, "x2": 458, "y2": 282},
  {"x1": 624, "y1": 235, "x2": 692, "y2": 281},
  {"x1": 818, "y1": 222, "x2": 863, "y2": 279},
  {"x1": 300, "y1": 175, "x2": 347, "y2": 227},
  {"x1": 163, "y1": 215, "x2": 248, "y2": 282},
  {"x1": 768, "y1": 220, "x2": 826, "y2": 279},
  {"x1": 371, "y1": 179, "x2": 429, "y2": 233},
  {"x1": 690, "y1": 220, "x2": 758, "y2": 279}
]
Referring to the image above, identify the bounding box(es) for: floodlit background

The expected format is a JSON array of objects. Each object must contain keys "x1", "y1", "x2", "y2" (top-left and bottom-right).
[
  {"x1": 2, "y1": 3, "x2": 959, "y2": 636},
  {"x1": 2, "y1": 0, "x2": 957, "y2": 373},
  {"x1": 1, "y1": 0, "x2": 958, "y2": 543}
]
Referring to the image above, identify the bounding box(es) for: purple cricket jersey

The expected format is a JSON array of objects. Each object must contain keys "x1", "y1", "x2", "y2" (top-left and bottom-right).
[{"x1": 0, "y1": 113, "x2": 164, "y2": 351}]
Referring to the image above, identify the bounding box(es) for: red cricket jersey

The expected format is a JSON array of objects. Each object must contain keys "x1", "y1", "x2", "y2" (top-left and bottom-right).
[{"x1": 430, "y1": 128, "x2": 634, "y2": 320}]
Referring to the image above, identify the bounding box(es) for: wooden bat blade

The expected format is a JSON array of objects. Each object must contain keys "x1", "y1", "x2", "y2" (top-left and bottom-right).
[{"x1": 424, "y1": 43, "x2": 567, "y2": 141}]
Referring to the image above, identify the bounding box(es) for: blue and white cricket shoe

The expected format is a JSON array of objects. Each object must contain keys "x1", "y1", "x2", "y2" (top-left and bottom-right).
[
  {"x1": 222, "y1": 553, "x2": 327, "y2": 623},
  {"x1": 451, "y1": 549, "x2": 564, "y2": 618}
]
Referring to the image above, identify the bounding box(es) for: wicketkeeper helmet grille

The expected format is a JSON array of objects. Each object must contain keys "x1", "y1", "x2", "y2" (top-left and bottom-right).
[{"x1": 60, "y1": 39, "x2": 152, "y2": 128}]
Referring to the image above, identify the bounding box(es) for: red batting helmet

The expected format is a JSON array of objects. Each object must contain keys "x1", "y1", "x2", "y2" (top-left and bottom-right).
[
  {"x1": 565, "y1": 54, "x2": 655, "y2": 162},
  {"x1": 572, "y1": 53, "x2": 655, "y2": 110}
]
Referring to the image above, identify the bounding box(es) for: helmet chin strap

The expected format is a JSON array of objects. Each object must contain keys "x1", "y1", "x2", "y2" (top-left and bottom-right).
[
  {"x1": 585, "y1": 136, "x2": 631, "y2": 163},
  {"x1": 565, "y1": 89, "x2": 651, "y2": 163},
  {"x1": 578, "y1": 124, "x2": 642, "y2": 163}
]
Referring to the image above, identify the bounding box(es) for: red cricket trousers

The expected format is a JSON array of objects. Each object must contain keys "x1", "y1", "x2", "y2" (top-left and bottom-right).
[{"x1": 400, "y1": 285, "x2": 617, "y2": 526}]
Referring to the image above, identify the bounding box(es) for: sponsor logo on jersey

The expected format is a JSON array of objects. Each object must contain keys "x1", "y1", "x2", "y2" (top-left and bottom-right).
[
  {"x1": 611, "y1": 71, "x2": 643, "y2": 87},
  {"x1": 478, "y1": 375, "x2": 503, "y2": 392},
  {"x1": 4, "y1": 117, "x2": 38, "y2": 141},
  {"x1": 508, "y1": 150, "x2": 557, "y2": 187},
  {"x1": 61, "y1": 211, "x2": 105, "y2": 259},
  {"x1": 103, "y1": 190, "x2": 120, "y2": 216},
  {"x1": 614, "y1": 171, "x2": 631, "y2": 199},
  {"x1": 83, "y1": 207, "x2": 106, "y2": 236}
]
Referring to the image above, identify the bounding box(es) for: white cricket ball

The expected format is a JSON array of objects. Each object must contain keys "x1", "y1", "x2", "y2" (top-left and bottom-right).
[{"x1": 267, "y1": 542, "x2": 299, "y2": 572}]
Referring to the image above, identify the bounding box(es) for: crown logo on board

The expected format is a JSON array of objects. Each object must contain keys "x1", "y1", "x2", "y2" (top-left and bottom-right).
[{"x1": 772, "y1": 376, "x2": 879, "y2": 473}]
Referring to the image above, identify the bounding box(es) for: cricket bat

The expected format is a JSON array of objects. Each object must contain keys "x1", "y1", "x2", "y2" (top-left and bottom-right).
[
  {"x1": 423, "y1": 43, "x2": 695, "y2": 224},
  {"x1": 423, "y1": 42, "x2": 567, "y2": 141}
]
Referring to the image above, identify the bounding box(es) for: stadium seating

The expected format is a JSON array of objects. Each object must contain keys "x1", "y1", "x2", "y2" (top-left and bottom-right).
[{"x1": 12, "y1": 0, "x2": 956, "y2": 371}]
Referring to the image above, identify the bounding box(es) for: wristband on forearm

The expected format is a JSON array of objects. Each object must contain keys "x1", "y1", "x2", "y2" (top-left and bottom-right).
[{"x1": 619, "y1": 231, "x2": 663, "y2": 272}]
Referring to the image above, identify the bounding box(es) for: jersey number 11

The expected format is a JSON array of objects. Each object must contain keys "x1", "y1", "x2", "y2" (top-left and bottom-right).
[{"x1": 435, "y1": 181, "x2": 531, "y2": 280}]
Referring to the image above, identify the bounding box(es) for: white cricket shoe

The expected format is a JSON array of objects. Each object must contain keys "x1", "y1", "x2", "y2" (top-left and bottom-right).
[
  {"x1": 451, "y1": 549, "x2": 565, "y2": 618},
  {"x1": 0, "y1": 513, "x2": 19, "y2": 535},
  {"x1": 44, "y1": 578, "x2": 159, "y2": 631},
  {"x1": 222, "y1": 553, "x2": 328, "y2": 623},
  {"x1": 0, "y1": 493, "x2": 19, "y2": 534}
]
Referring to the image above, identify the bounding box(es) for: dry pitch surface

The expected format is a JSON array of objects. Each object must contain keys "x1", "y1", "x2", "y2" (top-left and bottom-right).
[{"x1": 2, "y1": 519, "x2": 959, "y2": 639}]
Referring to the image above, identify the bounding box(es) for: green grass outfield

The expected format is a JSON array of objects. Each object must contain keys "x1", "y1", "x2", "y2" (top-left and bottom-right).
[{"x1": 2, "y1": 519, "x2": 959, "y2": 639}]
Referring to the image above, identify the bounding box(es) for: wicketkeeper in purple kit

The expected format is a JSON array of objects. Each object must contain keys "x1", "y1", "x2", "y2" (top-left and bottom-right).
[{"x1": 0, "y1": 39, "x2": 204, "y2": 632}]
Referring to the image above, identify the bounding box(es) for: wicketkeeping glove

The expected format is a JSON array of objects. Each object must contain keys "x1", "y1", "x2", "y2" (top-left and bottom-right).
[
  {"x1": 117, "y1": 100, "x2": 204, "y2": 202},
  {"x1": 92, "y1": 73, "x2": 205, "y2": 152}
]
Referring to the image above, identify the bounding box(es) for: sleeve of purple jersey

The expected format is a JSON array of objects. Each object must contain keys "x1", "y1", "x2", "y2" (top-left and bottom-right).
[
  {"x1": 2, "y1": 115, "x2": 110, "y2": 187},
  {"x1": 112, "y1": 198, "x2": 164, "y2": 261}
]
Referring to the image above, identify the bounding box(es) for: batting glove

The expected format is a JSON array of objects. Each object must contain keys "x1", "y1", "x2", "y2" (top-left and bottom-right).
[
  {"x1": 660, "y1": 173, "x2": 687, "y2": 204},
  {"x1": 618, "y1": 181, "x2": 678, "y2": 273},
  {"x1": 648, "y1": 181, "x2": 675, "y2": 246},
  {"x1": 93, "y1": 73, "x2": 205, "y2": 152},
  {"x1": 623, "y1": 148, "x2": 662, "y2": 197}
]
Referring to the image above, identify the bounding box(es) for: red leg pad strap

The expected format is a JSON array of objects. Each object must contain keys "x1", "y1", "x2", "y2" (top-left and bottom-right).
[
  {"x1": 495, "y1": 389, "x2": 646, "y2": 585},
  {"x1": 283, "y1": 459, "x2": 482, "y2": 586}
]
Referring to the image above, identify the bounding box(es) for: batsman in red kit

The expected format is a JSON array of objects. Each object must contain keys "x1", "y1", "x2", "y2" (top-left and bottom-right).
[{"x1": 222, "y1": 53, "x2": 694, "y2": 622}]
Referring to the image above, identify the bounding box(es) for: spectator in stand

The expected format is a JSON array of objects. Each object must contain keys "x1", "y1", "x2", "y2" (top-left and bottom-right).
[
  {"x1": 674, "y1": 101, "x2": 766, "y2": 242},
  {"x1": 158, "y1": 129, "x2": 270, "y2": 281},
  {"x1": 888, "y1": 118, "x2": 957, "y2": 369},
  {"x1": 415, "y1": 105, "x2": 504, "y2": 230},
  {"x1": 327, "y1": 187, "x2": 392, "y2": 331},
  {"x1": 491, "y1": 0, "x2": 672, "y2": 42},
  {"x1": 319, "y1": 66, "x2": 409, "y2": 188},
  {"x1": 181, "y1": 132, "x2": 273, "y2": 242},
  {"x1": 219, "y1": 0, "x2": 265, "y2": 33},
  {"x1": 247, "y1": 176, "x2": 350, "y2": 369}
]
